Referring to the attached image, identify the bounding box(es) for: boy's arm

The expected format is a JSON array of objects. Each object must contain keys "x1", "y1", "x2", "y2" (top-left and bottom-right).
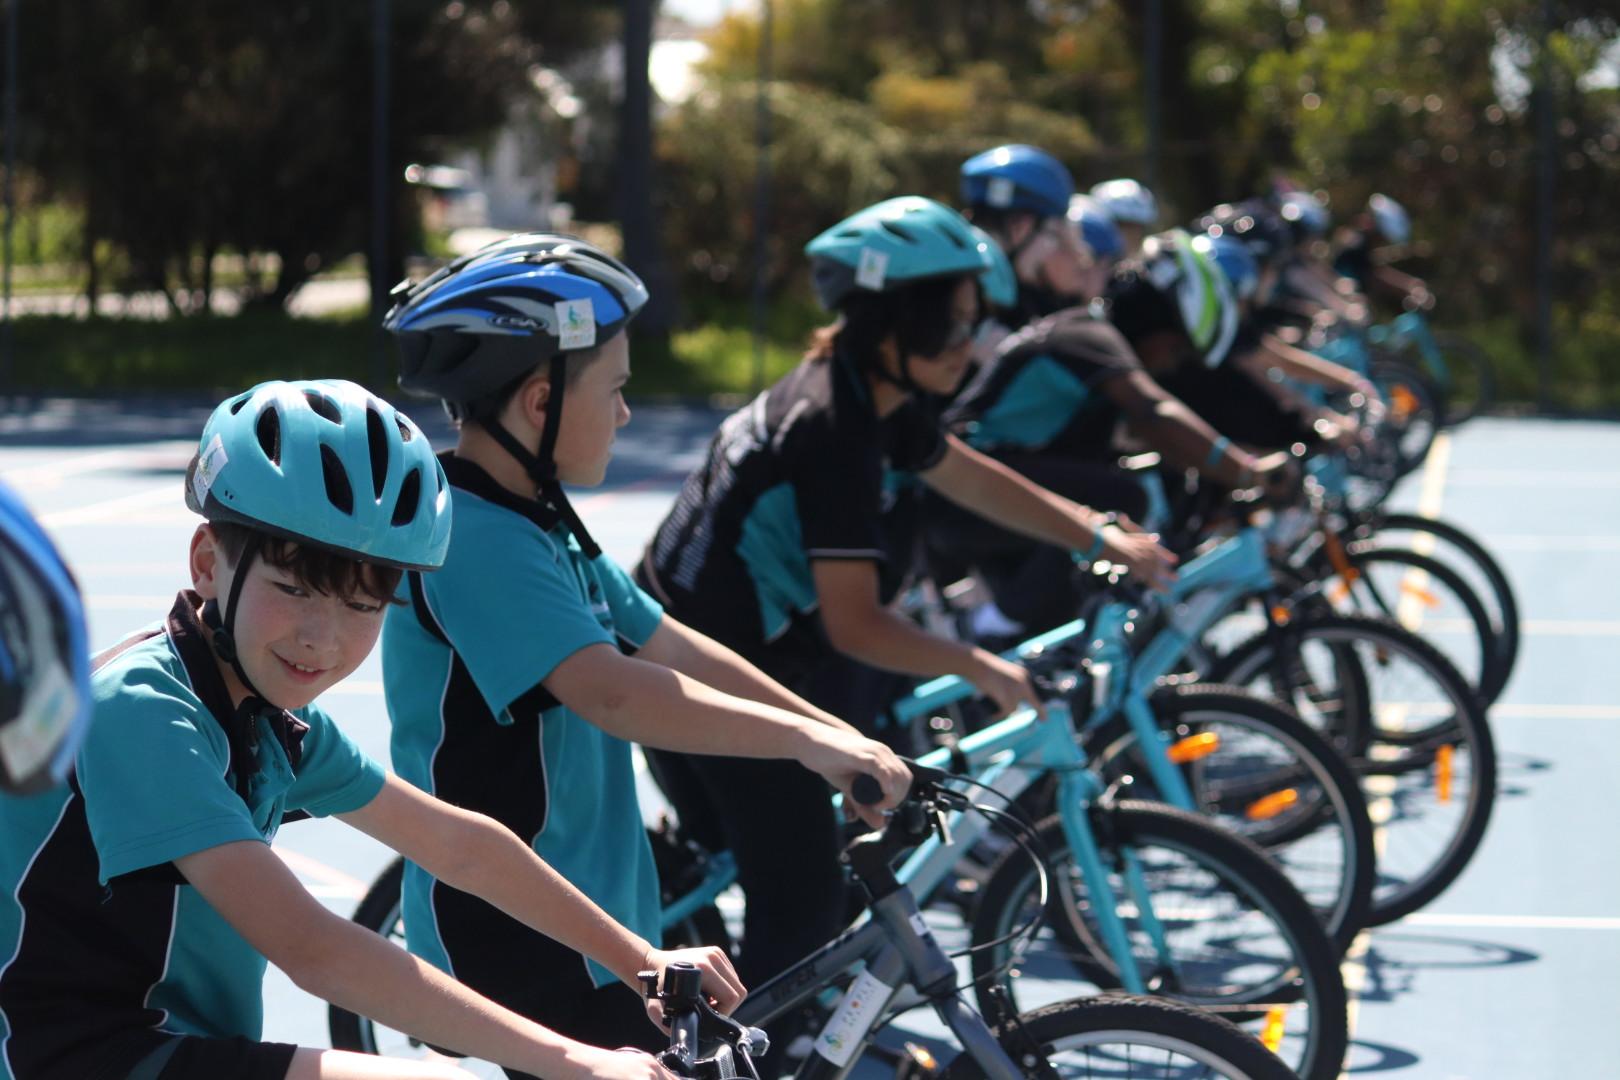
[
  {"x1": 336, "y1": 775, "x2": 742, "y2": 1009},
  {"x1": 174, "y1": 840, "x2": 676, "y2": 1080},
  {"x1": 634, "y1": 617, "x2": 862, "y2": 736},
  {"x1": 543, "y1": 644, "x2": 909, "y2": 825}
]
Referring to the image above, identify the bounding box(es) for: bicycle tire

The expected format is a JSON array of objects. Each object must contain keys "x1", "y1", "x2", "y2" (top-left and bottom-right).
[
  {"x1": 969, "y1": 803, "x2": 1349, "y2": 1080},
  {"x1": 1091, "y1": 682, "x2": 1376, "y2": 951},
  {"x1": 1342, "y1": 545, "x2": 1503, "y2": 708},
  {"x1": 1368, "y1": 359, "x2": 1440, "y2": 477},
  {"x1": 1359, "y1": 510, "x2": 1520, "y2": 703},
  {"x1": 1211, "y1": 611, "x2": 1497, "y2": 924},
  {"x1": 935, "y1": 994, "x2": 1297, "y2": 1080}
]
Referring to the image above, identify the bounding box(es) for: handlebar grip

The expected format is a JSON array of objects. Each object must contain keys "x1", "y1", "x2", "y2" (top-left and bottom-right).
[{"x1": 851, "y1": 773, "x2": 884, "y2": 806}]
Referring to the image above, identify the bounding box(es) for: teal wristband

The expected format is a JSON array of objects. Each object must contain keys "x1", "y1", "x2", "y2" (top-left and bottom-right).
[
  {"x1": 1205, "y1": 436, "x2": 1232, "y2": 468},
  {"x1": 1081, "y1": 512, "x2": 1117, "y2": 565}
]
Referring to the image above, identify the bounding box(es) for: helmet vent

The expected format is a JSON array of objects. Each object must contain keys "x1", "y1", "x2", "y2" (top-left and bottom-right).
[
  {"x1": 391, "y1": 468, "x2": 422, "y2": 527},
  {"x1": 365, "y1": 407, "x2": 390, "y2": 500},
  {"x1": 227, "y1": 393, "x2": 251, "y2": 416},
  {"x1": 255, "y1": 407, "x2": 282, "y2": 465},
  {"x1": 319, "y1": 444, "x2": 355, "y2": 515},
  {"x1": 879, "y1": 221, "x2": 914, "y2": 242},
  {"x1": 395, "y1": 416, "x2": 415, "y2": 443},
  {"x1": 302, "y1": 390, "x2": 343, "y2": 425}
]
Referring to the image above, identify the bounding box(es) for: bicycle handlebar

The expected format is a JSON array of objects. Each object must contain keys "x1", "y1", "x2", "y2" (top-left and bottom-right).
[{"x1": 641, "y1": 962, "x2": 769, "y2": 1079}]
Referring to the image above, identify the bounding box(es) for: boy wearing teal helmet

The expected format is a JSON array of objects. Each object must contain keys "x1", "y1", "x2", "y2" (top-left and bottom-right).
[
  {"x1": 0, "y1": 380, "x2": 729, "y2": 1080},
  {"x1": 381, "y1": 234, "x2": 911, "y2": 1062}
]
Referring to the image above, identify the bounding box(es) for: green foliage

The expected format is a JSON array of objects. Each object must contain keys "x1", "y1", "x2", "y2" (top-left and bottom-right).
[{"x1": 6, "y1": 312, "x2": 375, "y2": 395}]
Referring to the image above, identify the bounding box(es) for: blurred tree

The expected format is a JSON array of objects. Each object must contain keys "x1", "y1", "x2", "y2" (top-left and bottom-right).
[{"x1": 11, "y1": 0, "x2": 617, "y2": 311}]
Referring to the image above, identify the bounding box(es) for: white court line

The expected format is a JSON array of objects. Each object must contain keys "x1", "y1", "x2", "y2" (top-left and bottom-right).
[
  {"x1": 274, "y1": 847, "x2": 368, "y2": 901},
  {"x1": 0, "y1": 442, "x2": 193, "y2": 487},
  {"x1": 1398, "y1": 913, "x2": 1620, "y2": 931},
  {"x1": 1490, "y1": 704, "x2": 1620, "y2": 720},
  {"x1": 38, "y1": 485, "x2": 177, "y2": 527},
  {"x1": 1485, "y1": 536, "x2": 1620, "y2": 552}
]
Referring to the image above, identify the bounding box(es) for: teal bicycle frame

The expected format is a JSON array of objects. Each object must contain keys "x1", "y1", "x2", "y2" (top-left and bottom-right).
[{"x1": 660, "y1": 529, "x2": 1284, "y2": 995}]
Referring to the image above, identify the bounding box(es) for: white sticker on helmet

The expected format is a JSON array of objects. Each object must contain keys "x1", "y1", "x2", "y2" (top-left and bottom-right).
[
  {"x1": 191, "y1": 434, "x2": 228, "y2": 507},
  {"x1": 987, "y1": 176, "x2": 1016, "y2": 208},
  {"x1": 855, "y1": 248, "x2": 889, "y2": 291},
  {"x1": 555, "y1": 298, "x2": 597, "y2": 350},
  {"x1": 0, "y1": 658, "x2": 75, "y2": 786}
]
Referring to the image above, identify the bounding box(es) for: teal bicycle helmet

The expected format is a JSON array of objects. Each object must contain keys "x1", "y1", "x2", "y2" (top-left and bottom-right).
[
  {"x1": 186, "y1": 379, "x2": 451, "y2": 572},
  {"x1": 806, "y1": 196, "x2": 999, "y2": 310}
]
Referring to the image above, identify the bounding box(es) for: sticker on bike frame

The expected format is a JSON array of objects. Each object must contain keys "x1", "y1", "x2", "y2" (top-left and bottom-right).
[
  {"x1": 191, "y1": 434, "x2": 228, "y2": 507},
  {"x1": 855, "y1": 248, "x2": 889, "y2": 291},
  {"x1": 814, "y1": 968, "x2": 893, "y2": 1067},
  {"x1": 908, "y1": 913, "x2": 934, "y2": 942}
]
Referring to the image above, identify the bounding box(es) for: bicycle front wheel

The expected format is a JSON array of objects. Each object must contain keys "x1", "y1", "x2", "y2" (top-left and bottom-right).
[
  {"x1": 1092, "y1": 682, "x2": 1376, "y2": 951},
  {"x1": 970, "y1": 803, "x2": 1348, "y2": 1080},
  {"x1": 936, "y1": 995, "x2": 1296, "y2": 1080},
  {"x1": 1213, "y1": 611, "x2": 1497, "y2": 924}
]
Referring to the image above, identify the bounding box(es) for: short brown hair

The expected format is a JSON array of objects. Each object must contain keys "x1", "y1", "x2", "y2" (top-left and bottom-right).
[{"x1": 209, "y1": 522, "x2": 404, "y2": 605}]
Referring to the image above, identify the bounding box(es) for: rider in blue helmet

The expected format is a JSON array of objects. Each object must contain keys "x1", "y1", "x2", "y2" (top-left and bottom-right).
[
  {"x1": 960, "y1": 145, "x2": 1096, "y2": 324},
  {"x1": 0, "y1": 481, "x2": 89, "y2": 795},
  {"x1": 384, "y1": 233, "x2": 909, "y2": 1059}
]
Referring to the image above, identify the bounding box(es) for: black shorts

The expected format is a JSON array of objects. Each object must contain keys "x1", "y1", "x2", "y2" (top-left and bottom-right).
[{"x1": 137, "y1": 1033, "x2": 298, "y2": 1080}]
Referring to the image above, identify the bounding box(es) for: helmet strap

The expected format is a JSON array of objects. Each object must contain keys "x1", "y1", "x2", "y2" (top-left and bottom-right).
[
  {"x1": 479, "y1": 355, "x2": 604, "y2": 560},
  {"x1": 200, "y1": 532, "x2": 288, "y2": 802}
]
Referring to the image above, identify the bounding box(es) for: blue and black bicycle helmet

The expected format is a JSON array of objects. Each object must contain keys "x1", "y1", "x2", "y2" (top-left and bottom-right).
[
  {"x1": 0, "y1": 482, "x2": 90, "y2": 795},
  {"x1": 185, "y1": 380, "x2": 451, "y2": 722},
  {"x1": 1193, "y1": 232, "x2": 1261, "y2": 304},
  {"x1": 1067, "y1": 194, "x2": 1125, "y2": 262},
  {"x1": 385, "y1": 233, "x2": 648, "y2": 559},
  {"x1": 1276, "y1": 190, "x2": 1331, "y2": 242},
  {"x1": 959, "y1": 145, "x2": 1075, "y2": 219},
  {"x1": 1196, "y1": 200, "x2": 1294, "y2": 270}
]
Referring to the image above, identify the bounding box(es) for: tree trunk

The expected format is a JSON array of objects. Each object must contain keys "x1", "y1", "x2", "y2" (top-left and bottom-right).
[{"x1": 619, "y1": 0, "x2": 675, "y2": 347}]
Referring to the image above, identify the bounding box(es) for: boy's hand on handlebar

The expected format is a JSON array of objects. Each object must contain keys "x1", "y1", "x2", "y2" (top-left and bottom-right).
[
  {"x1": 968, "y1": 650, "x2": 1048, "y2": 722},
  {"x1": 638, "y1": 946, "x2": 746, "y2": 1022},
  {"x1": 803, "y1": 728, "x2": 912, "y2": 829},
  {"x1": 1252, "y1": 452, "x2": 1303, "y2": 505},
  {"x1": 568, "y1": 1046, "x2": 681, "y2": 1080},
  {"x1": 1099, "y1": 525, "x2": 1178, "y2": 592}
]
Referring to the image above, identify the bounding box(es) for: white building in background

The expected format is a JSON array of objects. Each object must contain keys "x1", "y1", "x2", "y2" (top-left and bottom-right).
[{"x1": 416, "y1": 17, "x2": 713, "y2": 253}]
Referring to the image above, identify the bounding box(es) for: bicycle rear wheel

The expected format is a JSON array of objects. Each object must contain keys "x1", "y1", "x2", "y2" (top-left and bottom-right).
[
  {"x1": 1368, "y1": 359, "x2": 1440, "y2": 477},
  {"x1": 1212, "y1": 611, "x2": 1497, "y2": 924},
  {"x1": 936, "y1": 995, "x2": 1296, "y2": 1080},
  {"x1": 969, "y1": 804, "x2": 1348, "y2": 1080}
]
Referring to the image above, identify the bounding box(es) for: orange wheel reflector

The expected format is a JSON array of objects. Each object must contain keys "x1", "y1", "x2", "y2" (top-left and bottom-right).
[
  {"x1": 1327, "y1": 581, "x2": 1352, "y2": 605},
  {"x1": 1261, "y1": 1005, "x2": 1288, "y2": 1053},
  {"x1": 1401, "y1": 583, "x2": 1442, "y2": 608},
  {"x1": 1436, "y1": 744, "x2": 1454, "y2": 804},
  {"x1": 1392, "y1": 385, "x2": 1420, "y2": 418},
  {"x1": 1246, "y1": 789, "x2": 1301, "y2": 821},
  {"x1": 1167, "y1": 731, "x2": 1220, "y2": 764},
  {"x1": 1271, "y1": 605, "x2": 1292, "y2": 625}
]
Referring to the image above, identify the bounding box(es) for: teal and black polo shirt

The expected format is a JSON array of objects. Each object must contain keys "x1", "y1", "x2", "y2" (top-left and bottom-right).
[
  {"x1": 642, "y1": 351, "x2": 945, "y2": 661},
  {"x1": 382, "y1": 452, "x2": 664, "y2": 998},
  {"x1": 946, "y1": 306, "x2": 1141, "y2": 464},
  {"x1": 0, "y1": 593, "x2": 385, "y2": 1080}
]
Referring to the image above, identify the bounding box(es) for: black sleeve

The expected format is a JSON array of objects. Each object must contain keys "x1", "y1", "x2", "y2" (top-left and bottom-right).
[
  {"x1": 1045, "y1": 314, "x2": 1142, "y2": 388},
  {"x1": 788, "y1": 409, "x2": 889, "y2": 562},
  {"x1": 886, "y1": 399, "x2": 948, "y2": 473}
]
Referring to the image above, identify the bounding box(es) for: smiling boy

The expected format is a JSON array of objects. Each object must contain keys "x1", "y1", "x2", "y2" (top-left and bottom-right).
[{"x1": 0, "y1": 380, "x2": 733, "y2": 1080}]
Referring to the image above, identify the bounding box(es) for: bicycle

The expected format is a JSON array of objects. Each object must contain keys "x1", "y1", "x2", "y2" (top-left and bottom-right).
[
  {"x1": 1367, "y1": 309, "x2": 1495, "y2": 426},
  {"x1": 340, "y1": 769, "x2": 1304, "y2": 1080}
]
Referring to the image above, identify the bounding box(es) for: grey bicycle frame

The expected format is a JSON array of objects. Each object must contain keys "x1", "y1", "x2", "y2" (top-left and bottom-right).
[{"x1": 731, "y1": 837, "x2": 1024, "y2": 1080}]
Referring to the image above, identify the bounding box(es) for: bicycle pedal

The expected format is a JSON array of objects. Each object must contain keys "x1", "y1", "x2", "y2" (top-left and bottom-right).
[{"x1": 895, "y1": 1041, "x2": 941, "y2": 1080}]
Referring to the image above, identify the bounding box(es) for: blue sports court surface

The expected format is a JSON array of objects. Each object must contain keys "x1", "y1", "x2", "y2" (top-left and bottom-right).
[{"x1": 3, "y1": 398, "x2": 1616, "y2": 1078}]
